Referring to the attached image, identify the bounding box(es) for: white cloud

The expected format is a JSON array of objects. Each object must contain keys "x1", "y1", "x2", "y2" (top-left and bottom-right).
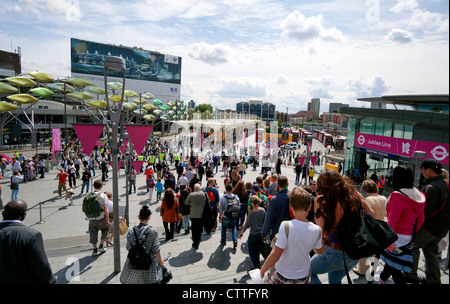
[
  {"x1": 347, "y1": 76, "x2": 390, "y2": 99},
  {"x1": 215, "y1": 78, "x2": 267, "y2": 99},
  {"x1": 386, "y1": 29, "x2": 413, "y2": 43},
  {"x1": 309, "y1": 87, "x2": 333, "y2": 99},
  {"x1": 408, "y1": 9, "x2": 449, "y2": 33},
  {"x1": 389, "y1": 0, "x2": 419, "y2": 13},
  {"x1": 188, "y1": 42, "x2": 230, "y2": 66},
  {"x1": 280, "y1": 10, "x2": 344, "y2": 42},
  {"x1": 276, "y1": 74, "x2": 288, "y2": 84}
]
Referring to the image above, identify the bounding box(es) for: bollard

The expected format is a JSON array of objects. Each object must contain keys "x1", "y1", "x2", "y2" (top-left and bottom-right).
[{"x1": 37, "y1": 202, "x2": 45, "y2": 224}]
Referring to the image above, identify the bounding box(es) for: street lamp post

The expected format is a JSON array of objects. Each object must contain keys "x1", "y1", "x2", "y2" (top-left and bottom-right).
[
  {"x1": 104, "y1": 56, "x2": 126, "y2": 273},
  {"x1": 413, "y1": 151, "x2": 427, "y2": 188}
]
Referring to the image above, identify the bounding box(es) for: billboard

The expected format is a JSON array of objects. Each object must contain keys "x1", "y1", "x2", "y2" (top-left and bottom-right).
[{"x1": 70, "y1": 38, "x2": 181, "y2": 101}]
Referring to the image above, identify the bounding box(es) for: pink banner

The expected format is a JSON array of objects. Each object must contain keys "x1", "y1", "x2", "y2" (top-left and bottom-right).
[
  {"x1": 310, "y1": 156, "x2": 318, "y2": 166},
  {"x1": 298, "y1": 157, "x2": 306, "y2": 166},
  {"x1": 355, "y1": 133, "x2": 449, "y2": 165},
  {"x1": 131, "y1": 161, "x2": 144, "y2": 174},
  {"x1": 72, "y1": 124, "x2": 105, "y2": 156},
  {"x1": 125, "y1": 125, "x2": 153, "y2": 156},
  {"x1": 109, "y1": 161, "x2": 123, "y2": 171},
  {"x1": 119, "y1": 140, "x2": 129, "y2": 155},
  {"x1": 52, "y1": 128, "x2": 61, "y2": 162}
]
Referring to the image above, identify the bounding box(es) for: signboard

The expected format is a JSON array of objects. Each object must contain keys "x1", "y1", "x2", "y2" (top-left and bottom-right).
[
  {"x1": 70, "y1": 38, "x2": 181, "y2": 102},
  {"x1": 355, "y1": 133, "x2": 449, "y2": 165}
]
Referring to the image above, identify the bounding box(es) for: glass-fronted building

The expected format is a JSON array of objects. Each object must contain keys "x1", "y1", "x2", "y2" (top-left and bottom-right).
[{"x1": 340, "y1": 95, "x2": 449, "y2": 179}]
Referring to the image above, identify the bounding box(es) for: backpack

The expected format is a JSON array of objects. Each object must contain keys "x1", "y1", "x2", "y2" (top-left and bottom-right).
[
  {"x1": 146, "y1": 177, "x2": 155, "y2": 188},
  {"x1": 206, "y1": 190, "x2": 216, "y2": 203},
  {"x1": 127, "y1": 227, "x2": 152, "y2": 270},
  {"x1": 82, "y1": 192, "x2": 103, "y2": 218},
  {"x1": 224, "y1": 195, "x2": 240, "y2": 220}
]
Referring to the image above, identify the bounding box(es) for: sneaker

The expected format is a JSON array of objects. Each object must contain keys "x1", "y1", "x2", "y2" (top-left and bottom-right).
[
  {"x1": 98, "y1": 244, "x2": 106, "y2": 253},
  {"x1": 92, "y1": 248, "x2": 98, "y2": 256},
  {"x1": 233, "y1": 242, "x2": 238, "y2": 249},
  {"x1": 374, "y1": 275, "x2": 385, "y2": 284}
]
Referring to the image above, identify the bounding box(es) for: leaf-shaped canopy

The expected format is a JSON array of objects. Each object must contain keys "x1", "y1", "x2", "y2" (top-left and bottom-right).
[
  {"x1": 86, "y1": 86, "x2": 106, "y2": 95},
  {"x1": 109, "y1": 95, "x2": 125, "y2": 102},
  {"x1": 45, "y1": 82, "x2": 74, "y2": 92},
  {"x1": 66, "y1": 78, "x2": 94, "y2": 87},
  {"x1": 0, "y1": 82, "x2": 18, "y2": 94},
  {"x1": 86, "y1": 100, "x2": 108, "y2": 108},
  {"x1": 0, "y1": 101, "x2": 20, "y2": 112},
  {"x1": 107, "y1": 82, "x2": 123, "y2": 90},
  {"x1": 153, "y1": 99, "x2": 162, "y2": 105},
  {"x1": 133, "y1": 97, "x2": 147, "y2": 104},
  {"x1": 7, "y1": 93, "x2": 39, "y2": 104},
  {"x1": 141, "y1": 93, "x2": 154, "y2": 99},
  {"x1": 143, "y1": 104, "x2": 155, "y2": 111},
  {"x1": 67, "y1": 92, "x2": 94, "y2": 101},
  {"x1": 122, "y1": 102, "x2": 138, "y2": 110},
  {"x1": 143, "y1": 114, "x2": 155, "y2": 121},
  {"x1": 124, "y1": 90, "x2": 138, "y2": 97},
  {"x1": 5, "y1": 76, "x2": 37, "y2": 87},
  {"x1": 28, "y1": 72, "x2": 54, "y2": 82},
  {"x1": 29, "y1": 87, "x2": 55, "y2": 98}
]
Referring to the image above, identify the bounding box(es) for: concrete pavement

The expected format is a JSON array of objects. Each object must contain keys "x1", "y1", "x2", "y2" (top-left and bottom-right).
[{"x1": 0, "y1": 144, "x2": 448, "y2": 286}]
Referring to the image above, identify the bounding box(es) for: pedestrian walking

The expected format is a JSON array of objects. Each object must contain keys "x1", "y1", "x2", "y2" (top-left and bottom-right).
[
  {"x1": 160, "y1": 188, "x2": 179, "y2": 241},
  {"x1": 185, "y1": 183, "x2": 209, "y2": 250},
  {"x1": 84, "y1": 180, "x2": 110, "y2": 256},
  {"x1": 146, "y1": 174, "x2": 155, "y2": 202},
  {"x1": 56, "y1": 168, "x2": 69, "y2": 198},
  {"x1": 219, "y1": 183, "x2": 240, "y2": 249},
  {"x1": 10, "y1": 171, "x2": 23, "y2": 201},
  {"x1": 239, "y1": 195, "x2": 266, "y2": 269},
  {"x1": 80, "y1": 167, "x2": 92, "y2": 194},
  {"x1": 128, "y1": 168, "x2": 136, "y2": 194},
  {"x1": 120, "y1": 205, "x2": 164, "y2": 284}
]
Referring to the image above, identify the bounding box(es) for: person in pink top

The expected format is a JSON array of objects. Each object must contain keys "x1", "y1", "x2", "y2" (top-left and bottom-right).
[{"x1": 378, "y1": 165, "x2": 425, "y2": 284}]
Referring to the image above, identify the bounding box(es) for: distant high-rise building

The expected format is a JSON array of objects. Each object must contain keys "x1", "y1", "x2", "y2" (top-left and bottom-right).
[
  {"x1": 188, "y1": 100, "x2": 196, "y2": 109},
  {"x1": 309, "y1": 98, "x2": 320, "y2": 118}
]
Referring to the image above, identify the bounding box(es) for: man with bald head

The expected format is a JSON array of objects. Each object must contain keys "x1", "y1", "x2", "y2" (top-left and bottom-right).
[
  {"x1": 185, "y1": 183, "x2": 210, "y2": 250},
  {"x1": 0, "y1": 200, "x2": 55, "y2": 284}
]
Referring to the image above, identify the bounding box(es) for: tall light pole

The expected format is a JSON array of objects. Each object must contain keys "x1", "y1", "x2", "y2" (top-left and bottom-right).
[
  {"x1": 104, "y1": 56, "x2": 126, "y2": 273},
  {"x1": 414, "y1": 151, "x2": 427, "y2": 188}
]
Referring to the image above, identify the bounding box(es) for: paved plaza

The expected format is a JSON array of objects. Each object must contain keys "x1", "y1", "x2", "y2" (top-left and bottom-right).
[{"x1": 0, "y1": 141, "x2": 448, "y2": 286}]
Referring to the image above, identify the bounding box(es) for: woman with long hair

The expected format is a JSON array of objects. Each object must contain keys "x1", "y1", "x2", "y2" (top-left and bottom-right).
[
  {"x1": 160, "y1": 188, "x2": 179, "y2": 241},
  {"x1": 233, "y1": 180, "x2": 248, "y2": 228},
  {"x1": 310, "y1": 169, "x2": 375, "y2": 284}
]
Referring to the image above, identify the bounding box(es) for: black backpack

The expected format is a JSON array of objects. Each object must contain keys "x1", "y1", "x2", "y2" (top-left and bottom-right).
[
  {"x1": 224, "y1": 195, "x2": 240, "y2": 220},
  {"x1": 127, "y1": 227, "x2": 152, "y2": 270}
]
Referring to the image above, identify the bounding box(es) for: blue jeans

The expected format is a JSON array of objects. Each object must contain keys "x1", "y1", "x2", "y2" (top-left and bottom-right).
[
  {"x1": 129, "y1": 180, "x2": 136, "y2": 193},
  {"x1": 248, "y1": 233, "x2": 263, "y2": 268},
  {"x1": 11, "y1": 187, "x2": 19, "y2": 200},
  {"x1": 221, "y1": 217, "x2": 237, "y2": 245},
  {"x1": 81, "y1": 180, "x2": 90, "y2": 194},
  {"x1": 310, "y1": 245, "x2": 358, "y2": 284}
]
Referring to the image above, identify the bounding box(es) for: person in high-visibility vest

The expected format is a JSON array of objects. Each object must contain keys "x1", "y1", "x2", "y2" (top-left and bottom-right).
[
  {"x1": 149, "y1": 154, "x2": 156, "y2": 170},
  {"x1": 377, "y1": 175, "x2": 386, "y2": 195},
  {"x1": 174, "y1": 153, "x2": 180, "y2": 167},
  {"x1": 159, "y1": 151, "x2": 164, "y2": 162}
]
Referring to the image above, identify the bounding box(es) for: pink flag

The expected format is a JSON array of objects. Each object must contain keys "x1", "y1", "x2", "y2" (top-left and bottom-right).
[
  {"x1": 310, "y1": 156, "x2": 318, "y2": 166},
  {"x1": 72, "y1": 124, "x2": 105, "y2": 156},
  {"x1": 298, "y1": 157, "x2": 306, "y2": 166},
  {"x1": 131, "y1": 161, "x2": 144, "y2": 174},
  {"x1": 119, "y1": 140, "x2": 129, "y2": 155},
  {"x1": 109, "y1": 161, "x2": 123, "y2": 171},
  {"x1": 125, "y1": 125, "x2": 153, "y2": 156}
]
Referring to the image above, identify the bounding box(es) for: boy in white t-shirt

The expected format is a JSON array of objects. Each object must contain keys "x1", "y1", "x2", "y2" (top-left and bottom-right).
[{"x1": 260, "y1": 187, "x2": 322, "y2": 284}]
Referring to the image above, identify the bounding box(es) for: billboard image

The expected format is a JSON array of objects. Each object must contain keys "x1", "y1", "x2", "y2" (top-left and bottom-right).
[{"x1": 70, "y1": 38, "x2": 181, "y2": 101}]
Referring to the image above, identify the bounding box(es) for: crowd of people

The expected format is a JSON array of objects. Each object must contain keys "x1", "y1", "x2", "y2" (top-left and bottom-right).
[{"x1": 0, "y1": 135, "x2": 448, "y2": 285}]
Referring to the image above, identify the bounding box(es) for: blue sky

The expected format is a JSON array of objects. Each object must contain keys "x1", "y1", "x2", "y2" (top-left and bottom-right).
[{"x1": 0, "y1": 0, "x2": 448, "y2": 113}]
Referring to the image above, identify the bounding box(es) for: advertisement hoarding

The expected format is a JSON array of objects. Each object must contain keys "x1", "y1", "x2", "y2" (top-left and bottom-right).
[{"x1": 70, "y1": 38, "x2": 181, "y2": 102}]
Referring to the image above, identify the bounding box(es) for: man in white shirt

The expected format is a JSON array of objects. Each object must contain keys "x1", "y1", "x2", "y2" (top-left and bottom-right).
[
  {"x1": 11, "y1": 157, "x2": 21, "y2": 174},
  {"x1": 185, "y1": 167, "x2": 194, "y2": 184},
  {"x1": 177, "y1": 173, "x2": 189, "y2": 192}
]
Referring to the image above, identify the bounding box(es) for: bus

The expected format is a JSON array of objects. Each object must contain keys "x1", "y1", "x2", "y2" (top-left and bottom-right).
[
  {"x1": 303, "y1": 131, "x2": 313, "y2": 143},
  {"x1": 324, "y1": 133, "x2": 334, "y2": 147},
  {"x1": 334, "y1": 136, "x2": 346, "y2": 150},
  {"x1": 318, "y1": 130, "x2": 326, "y2": 143}
]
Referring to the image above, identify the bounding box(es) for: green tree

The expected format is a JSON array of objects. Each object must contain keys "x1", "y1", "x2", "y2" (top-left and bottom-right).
[{"x1": 193, "y1": 104, "x2": 213, "y2": 119}]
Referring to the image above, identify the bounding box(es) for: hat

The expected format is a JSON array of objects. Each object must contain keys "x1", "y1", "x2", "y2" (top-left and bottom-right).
[
  {"x1": 421, "y1": 159, "x2": 443, "y2": 174},
  {"x1": 252, "y1": 183, "x2": 260, "y2": 192}
]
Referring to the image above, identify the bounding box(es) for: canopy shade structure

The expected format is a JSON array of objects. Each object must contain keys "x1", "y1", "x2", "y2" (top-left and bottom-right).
[
  {"x1": 29, "y1": 87, "x2": 55, "y2": 98},
  {"x1": 7, "y1": 93, "x2": 39, "y2": 104},
  {"x1": 86, "y1": 86, "x2": 106, "y2": 95},
  {"x1": 0, "y1": 82, "x2": 19, "y2": 94},
  {"x1": 66, "y1": 78, "x2": 94, "y2": 87},
  {"x1": 67, "y1": 91, "x2": 94, "y2": 101},
  {"x1": 5, "y1": 76, "x2": 37, "y2": 87},
  {"x1": 28, "y1": 71, "x2": 54, "y2": 82},
  {"x1": 86, "y1": 99, "x2": 108, "y2": 108},
  {"x1": 0, "y1": 101, "x2": 20, "y2": 112}
]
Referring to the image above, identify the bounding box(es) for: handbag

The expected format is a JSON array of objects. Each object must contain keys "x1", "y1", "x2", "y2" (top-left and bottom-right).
[{"x1": 119, "y1": 219, "x2": 129, "y2": 235}]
